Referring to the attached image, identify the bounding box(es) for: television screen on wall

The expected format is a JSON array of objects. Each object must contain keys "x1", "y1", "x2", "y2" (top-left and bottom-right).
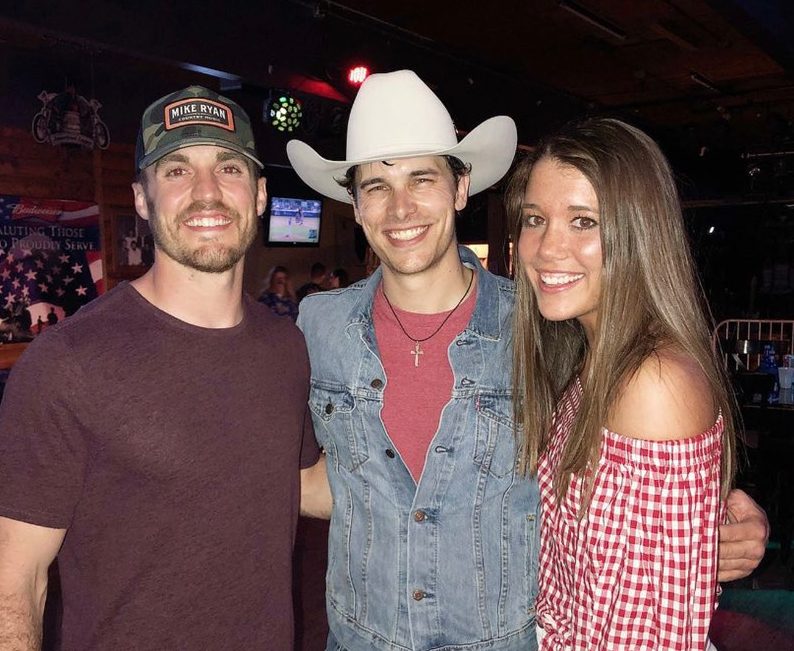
[{"x1": 266, "y1": 196, "x2": 322, "y2": 247}]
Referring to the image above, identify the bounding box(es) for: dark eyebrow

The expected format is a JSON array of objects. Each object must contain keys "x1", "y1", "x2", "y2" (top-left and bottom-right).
[
  {"x1": 409, "y1": 168, "x2": 440, "y2": 178},
  {"x1": 359, "y1": 176, "x2": 387, "y2": 190},
  {"x1": 521, "y1": 202, "x2": 597, "y2": 213},
  {"x1": 154, "y1": 152, "x2": 189, "y2": 172},
  {"x1": 154, "y1": 150, "x2": 247, "y2": 172},
  {"x1": 359, "y1": 168, "x2": 441, "y2": 190},
  {"x1": 216, "y1": 151, "x2": 247, "y2": 164}
]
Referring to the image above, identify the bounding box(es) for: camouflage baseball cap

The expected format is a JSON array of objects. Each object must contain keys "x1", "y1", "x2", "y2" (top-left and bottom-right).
[{"x1": 135, "y1": 85, "x2": 263, "y2": 171}]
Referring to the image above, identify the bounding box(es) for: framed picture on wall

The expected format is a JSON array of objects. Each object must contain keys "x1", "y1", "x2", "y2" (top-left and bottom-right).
[{"x1": 110, "y1": 208, "x2": 154, "y2": 275}]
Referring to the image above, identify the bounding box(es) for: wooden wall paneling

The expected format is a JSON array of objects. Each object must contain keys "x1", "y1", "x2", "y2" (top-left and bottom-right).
[
  {"x1": 0, "y1": 127, "x2": 92, "y2": 186},
  {"x1": 0, "y1": 343, "x2": 28, "y2": 369},
  {"x1": 96, "y1": 142, "x2": 137, "y2": 290}
]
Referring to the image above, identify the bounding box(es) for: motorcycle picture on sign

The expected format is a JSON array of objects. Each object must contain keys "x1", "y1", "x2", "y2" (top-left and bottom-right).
[{"x1": 31, "y1": 85, "x2": 110, "y2": 150}]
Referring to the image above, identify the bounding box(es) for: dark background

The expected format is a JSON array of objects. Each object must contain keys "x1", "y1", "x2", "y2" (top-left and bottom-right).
[{"x1": 3, "y1": 0, "x2": 794, "y2": 317}]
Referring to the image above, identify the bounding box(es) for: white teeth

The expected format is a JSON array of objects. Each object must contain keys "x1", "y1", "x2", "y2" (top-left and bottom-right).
[
  {"x1": 185, "y1": 216, "x2": 232, "y2": 227},
  {"x1": 387, "y1": 226, "x2": 428, "y2": 241},
  {"x1": 540, "y1": 272, "x2": 584, "y2": 285}
]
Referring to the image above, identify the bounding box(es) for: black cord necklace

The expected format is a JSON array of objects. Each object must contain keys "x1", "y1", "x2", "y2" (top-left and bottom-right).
[{"x1": 382, "y1": 268, "x2": 474, "y2": 368}]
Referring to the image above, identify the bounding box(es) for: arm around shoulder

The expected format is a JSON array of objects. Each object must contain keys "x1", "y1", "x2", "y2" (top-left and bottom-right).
[
  {"x1": 0, "y1": 515, "x2": 65, "y2": 651},
  {"x1": 718, "y1": 489, "x2": 769, "y2": 582},
  {"x1": 600, "y1": 351, "x2": 725, "y2": 647}
]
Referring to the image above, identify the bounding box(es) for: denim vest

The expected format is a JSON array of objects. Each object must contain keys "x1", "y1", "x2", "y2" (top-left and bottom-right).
[{"x1": 298, "y1": 247, "x2": 540, "y2": 651}]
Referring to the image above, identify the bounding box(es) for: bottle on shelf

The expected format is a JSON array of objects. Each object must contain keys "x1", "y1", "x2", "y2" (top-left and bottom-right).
[{"x1": 759, "y1": 344, "x2": 780, "y2": 404}]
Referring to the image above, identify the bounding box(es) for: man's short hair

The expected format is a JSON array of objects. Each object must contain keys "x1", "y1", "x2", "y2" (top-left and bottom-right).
[
  {"x1": 337, "y1": 155, "x2": 472, "y2": 202},
  {"x1": 310, "y1": 262, "x2": 327, "y2": 278}
]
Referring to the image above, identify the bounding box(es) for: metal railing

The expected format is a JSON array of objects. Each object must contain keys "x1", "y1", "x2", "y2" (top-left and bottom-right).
[{"x1": 713, "y1": 319, "x2": 794, "y2": 371}]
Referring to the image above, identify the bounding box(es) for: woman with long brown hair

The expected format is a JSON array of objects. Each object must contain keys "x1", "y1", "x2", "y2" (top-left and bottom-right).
[
  {"x1": 507, "y1": 118, "x2": 736, "y2": 650},
  {"x1": 258, "y1": 265, "x2": 299, "y2": 320}
]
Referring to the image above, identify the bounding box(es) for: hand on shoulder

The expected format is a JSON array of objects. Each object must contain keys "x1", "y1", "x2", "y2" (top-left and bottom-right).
[{"x1": 606, "y1": 348, "x2": 717, "y2": 441}]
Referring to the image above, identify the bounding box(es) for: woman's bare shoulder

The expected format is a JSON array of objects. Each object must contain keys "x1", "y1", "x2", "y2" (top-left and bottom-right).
[{"x1": 605, "y1": 348, "x2": 717, "y2": 441}]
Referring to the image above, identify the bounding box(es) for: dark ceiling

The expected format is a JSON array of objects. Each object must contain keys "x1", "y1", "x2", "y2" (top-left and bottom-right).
[
  {"x1": 3, "y1": 0, "x2": 794, "y2": 201},
  {"x1": 350, "y1": 0, "x2": 794, "y2": 145}
]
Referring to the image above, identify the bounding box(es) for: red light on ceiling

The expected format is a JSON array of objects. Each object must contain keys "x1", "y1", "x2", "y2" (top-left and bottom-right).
[{"x1": 348, "y1": 66, "x2": 370, "y2": 86}]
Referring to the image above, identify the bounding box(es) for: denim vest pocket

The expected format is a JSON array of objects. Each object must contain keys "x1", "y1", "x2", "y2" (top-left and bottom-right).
[
  {"x1": 309, "y1": 383, "x2": 369, "y2": 472},
  {"x1": 474, "y1": 393, "x2": 520, "y2": 479}
]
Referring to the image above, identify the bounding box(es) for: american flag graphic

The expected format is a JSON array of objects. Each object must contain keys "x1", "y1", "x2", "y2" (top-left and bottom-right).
[{"x1": 0, "y1": 195, "x2": 104, "y2": 341}]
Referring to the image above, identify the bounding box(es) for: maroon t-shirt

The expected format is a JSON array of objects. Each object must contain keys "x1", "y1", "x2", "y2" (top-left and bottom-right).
[{"x1": 0, "y1": 282, "x2": 319, "y2": 650}]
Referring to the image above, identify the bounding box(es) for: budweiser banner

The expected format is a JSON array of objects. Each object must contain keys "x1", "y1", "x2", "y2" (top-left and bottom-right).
[{"x1": 0, "y1": 195, "x2": 104, "y2": 342}]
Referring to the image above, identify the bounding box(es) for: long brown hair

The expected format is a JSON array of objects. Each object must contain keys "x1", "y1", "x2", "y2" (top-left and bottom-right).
[
  {"x1": 506, "y1": 117, "x2": 736, "y2": 503},
  {"x1": 262, "y1": 265, "x2": 296, "y2": 302}
]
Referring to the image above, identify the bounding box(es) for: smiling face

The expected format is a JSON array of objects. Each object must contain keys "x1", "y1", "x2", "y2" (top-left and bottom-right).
[
  {"x1": 133, "y1": 145, "x2": 267, "y2": 274},
  {"x1": 517, "y1": 157, "x2": 603, "y2": 338},
  {"x1": 351, "y1": 156, "x2": 469, "y2": 281}
]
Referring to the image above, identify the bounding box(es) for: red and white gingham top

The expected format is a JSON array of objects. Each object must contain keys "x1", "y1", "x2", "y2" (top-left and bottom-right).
[{"x1": 536, "y1": 379, "x2": 724, "y2": 651}]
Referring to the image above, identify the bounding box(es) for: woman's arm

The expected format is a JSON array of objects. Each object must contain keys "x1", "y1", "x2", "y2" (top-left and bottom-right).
[
  {"x1": 596, "y1": 349, "x2": 725, "y2": 649},
  {"x1": 608, "y1": 350, "x2": 768, "y2": 583}
]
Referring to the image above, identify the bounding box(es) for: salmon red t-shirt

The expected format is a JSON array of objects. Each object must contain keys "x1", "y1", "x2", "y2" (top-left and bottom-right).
[{"x1": 373, "y1": 275, "x2": 477, "y2": 481}]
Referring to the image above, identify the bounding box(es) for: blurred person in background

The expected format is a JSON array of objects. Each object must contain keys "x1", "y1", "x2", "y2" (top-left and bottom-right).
[
  {"x1": 298, "y1": 261, "x2": 329, "y2": 297},
  {"x1": 297, "y1": 282, "x2": 322, "y2": 303},
  {"x1": 259, "y1": 264, "x2": 299, "y2": 320},
  {"x1": 329, "y1": 267, "x2": 350, "y2": 289}
]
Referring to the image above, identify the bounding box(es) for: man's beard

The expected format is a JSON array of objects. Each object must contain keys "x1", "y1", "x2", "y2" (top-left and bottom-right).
[{"x1": 146, "y1": 197, "x2": 257, "y2": 274}]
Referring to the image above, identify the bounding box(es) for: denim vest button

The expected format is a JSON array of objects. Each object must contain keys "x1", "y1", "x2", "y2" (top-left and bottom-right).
[
  {"x1": 325, "y1": 403, "x2": 334, "y2": 415},
  {"x1": 370, "y1": 378, "x2": 383, "y2": 389},
  {"x1": 385, "y1": 448, "x2": 396, "y2": 458},
  {"x1": 412, "y1": 589, "x2": 426, "y2": 601},
  {"x1": 413, "y1": 510, "x2": 426, "y2": 522}
]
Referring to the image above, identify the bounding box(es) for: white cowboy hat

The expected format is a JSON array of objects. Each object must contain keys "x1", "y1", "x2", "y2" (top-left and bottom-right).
[{"x1": 287, "y1": 70, "x2": 517, "y2": 204}]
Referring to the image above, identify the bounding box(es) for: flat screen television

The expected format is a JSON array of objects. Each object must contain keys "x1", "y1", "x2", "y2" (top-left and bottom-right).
[{"x1": 266, "y1": 196, "x2": 322, "y2": 247}]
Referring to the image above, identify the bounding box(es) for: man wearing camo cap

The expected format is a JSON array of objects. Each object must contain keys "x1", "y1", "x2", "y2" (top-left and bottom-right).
[{"x1": 0, "y1": 86, "x2": 329, "y2": 650}]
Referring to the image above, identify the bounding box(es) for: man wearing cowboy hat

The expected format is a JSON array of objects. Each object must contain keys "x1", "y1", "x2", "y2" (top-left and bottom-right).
[{"x1": 289, "y1": 71, "x2": 767, "y2": 651}]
